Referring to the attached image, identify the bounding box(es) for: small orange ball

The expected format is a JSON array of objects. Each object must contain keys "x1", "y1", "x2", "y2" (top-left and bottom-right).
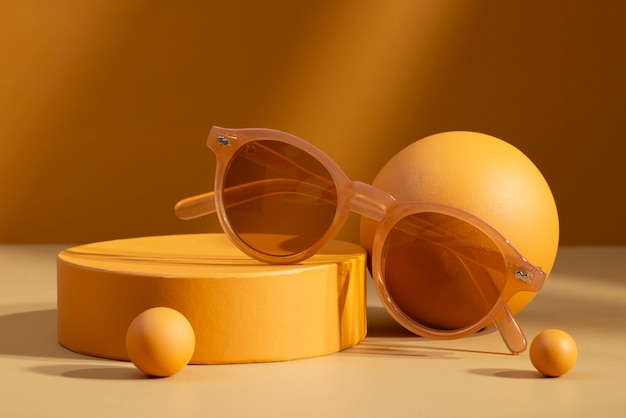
[
  {"x1": 126, "y1": 307, "x2": 196, "y2": 377},
  {"x1": 530, "y1": 329, "x2": 578, "y2": 377}
]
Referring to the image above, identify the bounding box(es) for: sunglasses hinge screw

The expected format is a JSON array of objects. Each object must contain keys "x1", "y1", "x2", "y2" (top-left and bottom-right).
[
  {"x1": 514, "y1": 270, "x2": 531, "y2": 282},
  {"x1": 217, "y1": 135, "x2": 231, "y2": 146}
]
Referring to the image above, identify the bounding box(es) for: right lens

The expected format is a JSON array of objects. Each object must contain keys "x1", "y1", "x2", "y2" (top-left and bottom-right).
[
  {"x1": 382, "y1": 211, "x2": 507, "y2": 331},
  {"x1": 222, "y1": 140, "x2": 338, "y2": 257}
]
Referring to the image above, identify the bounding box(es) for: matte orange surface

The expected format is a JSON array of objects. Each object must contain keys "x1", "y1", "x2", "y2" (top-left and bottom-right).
[
  {"x1": 57, "y1": 234, "x2": 367, "y2": 364},
  {"x1": 126, "y1": 307, "x2": 196, "y2": 377},
  {"x1": 530, "y1": 329, "x2": 578, "y2": 377}
]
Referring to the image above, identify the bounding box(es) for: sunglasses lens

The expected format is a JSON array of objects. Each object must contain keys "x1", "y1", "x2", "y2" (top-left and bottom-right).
[
  {"x1": 383, "y1": 212, "x2": 507, "y2": 330},
  {"x1": 223, "y1": 140, "x2": 337, "y2": 257}
]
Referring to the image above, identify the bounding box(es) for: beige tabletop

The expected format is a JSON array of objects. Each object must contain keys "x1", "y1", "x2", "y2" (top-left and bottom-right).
[{"x1": 1, "y1": 245, "x2": 624, "y2": 417}]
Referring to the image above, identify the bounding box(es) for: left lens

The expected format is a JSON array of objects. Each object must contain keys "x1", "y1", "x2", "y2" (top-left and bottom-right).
[
  {"x1": 222, "y1": 140, "x2": 338, "y2": 257},
  {"x1": 382, "y1": 211, "x2": 507, "y2": 331}
]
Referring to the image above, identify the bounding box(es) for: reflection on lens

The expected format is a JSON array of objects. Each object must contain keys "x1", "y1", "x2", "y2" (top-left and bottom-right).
[
  {"x1": 223, "y1": 140, "x2": 337, "y2": 257},
  {"x1": 383, "y1": 212, "x2": 506, "y2": 330}
]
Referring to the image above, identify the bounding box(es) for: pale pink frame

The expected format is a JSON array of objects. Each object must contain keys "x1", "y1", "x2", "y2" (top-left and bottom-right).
[{"x1": 175, "y1": 126, "x2": 546, "y2": 353}]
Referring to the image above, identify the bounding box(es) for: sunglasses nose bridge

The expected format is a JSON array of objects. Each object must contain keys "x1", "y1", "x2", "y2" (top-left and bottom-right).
[{"x1": 350, "y1": 181, "x2": 396, "y2": 222}]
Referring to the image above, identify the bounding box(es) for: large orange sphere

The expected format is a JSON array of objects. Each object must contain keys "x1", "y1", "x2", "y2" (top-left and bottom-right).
[{"x1": 360, "y1": 131, "x2": 559, "y2": 315}]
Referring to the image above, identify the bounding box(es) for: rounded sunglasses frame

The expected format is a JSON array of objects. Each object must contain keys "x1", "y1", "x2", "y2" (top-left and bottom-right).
[{"x1": 175, "y1": 126, "x2": 546, "y2": 353}]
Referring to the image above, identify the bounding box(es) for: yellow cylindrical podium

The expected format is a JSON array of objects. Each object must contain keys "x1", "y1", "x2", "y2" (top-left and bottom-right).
[{"x1": 57, "y1": 234, "x2": 367, "y2": 364}]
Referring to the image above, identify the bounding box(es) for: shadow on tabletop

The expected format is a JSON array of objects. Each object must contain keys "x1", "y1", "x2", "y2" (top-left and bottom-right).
[
  {"x1": 0, "y1": 309, "x2": 86, "y2": 360},
  {"x1": 344, "y1": 306, "x2": 509, "y2": 359},
  {"x1": 29, "y1": 364, "x2": 150, "y2": 380},
  {"x1": 349, "y1": 307, "x2": 547, "y2": 379},
  {"x1": 0, "y1": 308, "x2": 152, "y2": 379},
  {"x1": 468, "y1": 368, "x2": 544, "y2": 379},
  {"x1": 2, "y1": 307, "x2": 535, "y2": 379}
]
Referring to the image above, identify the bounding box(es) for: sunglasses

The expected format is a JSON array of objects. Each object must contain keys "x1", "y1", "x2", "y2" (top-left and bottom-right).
[{"x1": 175, "y1": 126, "x2": 546, "y2": 354}]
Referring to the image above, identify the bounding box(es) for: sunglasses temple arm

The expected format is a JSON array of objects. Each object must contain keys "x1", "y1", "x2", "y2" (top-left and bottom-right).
[
  {"x1": 175, "y1": 179, "x2": 337, "y2": 220},
  {"x1": 174, "y1": 192, "x2": 217, "y2": 220},
  {"x1": 493, "y1": 304, "x2": 527, "y2": 354}
]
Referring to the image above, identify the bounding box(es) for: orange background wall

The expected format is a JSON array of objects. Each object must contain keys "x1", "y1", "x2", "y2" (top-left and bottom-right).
[{"x1": 1, "y1": 1, "x2": 624, "y2": 245}]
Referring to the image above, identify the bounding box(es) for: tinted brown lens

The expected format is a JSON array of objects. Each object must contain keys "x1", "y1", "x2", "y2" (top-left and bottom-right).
[
  {"x1": 383, "y1": 212, "x2": 506, "y2": 330},
  {"x1": 223, "y1": 140, "x2": 337, "y2": 257}
]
